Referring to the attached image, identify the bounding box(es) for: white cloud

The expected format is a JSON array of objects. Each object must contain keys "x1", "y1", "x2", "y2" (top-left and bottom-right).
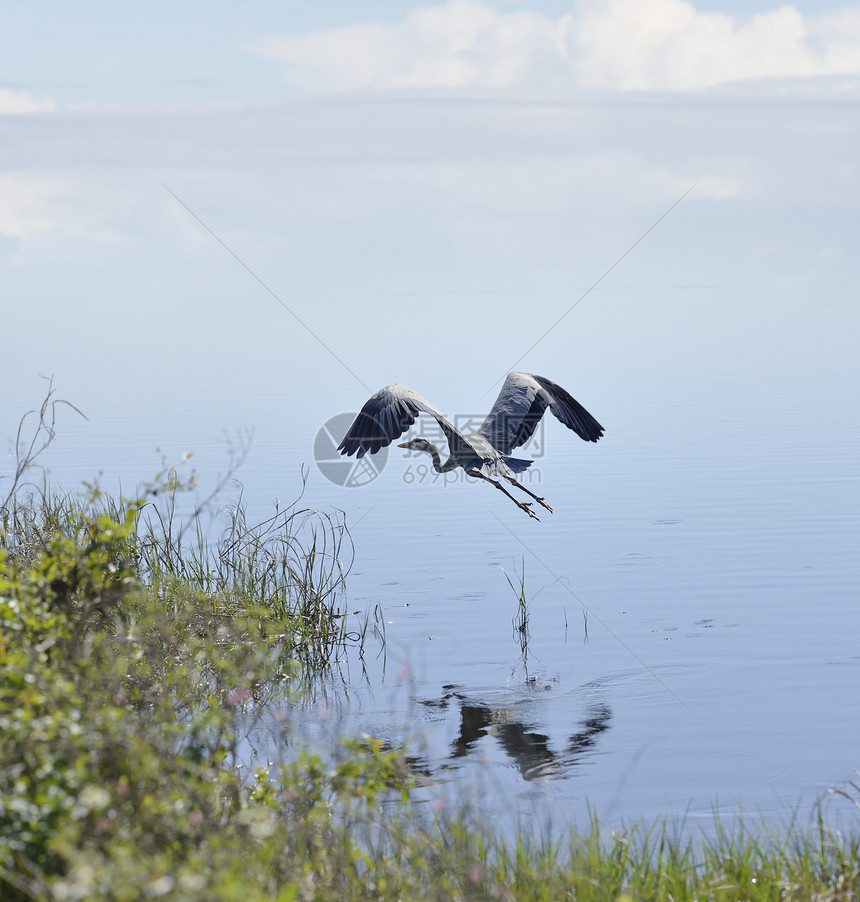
[
  {"x1": 253, "y1": 0, "x2": 571, "y2": 90},
  {"x1": 574, "y1": 0, "x2": 857, "y2": 90},
  {"x1": 0, "y1": 172, "x2": 143, "y2": 264},
  {"x1": 251, "y1": 0, "x2": 860, "y2": 94},
  {"x1": 0, "y1": 174, "x2": 66, "y2": 240},
  {"x1": 0, "y1": 87, "x2": 56, "y2": 114}
]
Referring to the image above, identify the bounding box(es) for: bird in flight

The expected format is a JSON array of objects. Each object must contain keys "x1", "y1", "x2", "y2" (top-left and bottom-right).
[{"x1": 337, "y1": 372, "x2": 603, "y2": 520}]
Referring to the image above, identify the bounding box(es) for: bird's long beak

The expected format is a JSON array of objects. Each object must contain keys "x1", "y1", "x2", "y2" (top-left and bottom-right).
[{"x1": 396, "y1": 443, "x2": 408, "y2": 449}]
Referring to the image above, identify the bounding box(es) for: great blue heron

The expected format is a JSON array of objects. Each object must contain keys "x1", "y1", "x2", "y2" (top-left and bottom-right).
[{"x1": 337, "y1": 372, "x2": 603, "y2": 520}]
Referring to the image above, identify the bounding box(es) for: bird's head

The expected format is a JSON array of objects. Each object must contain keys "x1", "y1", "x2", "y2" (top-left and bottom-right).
[{"x1": 397, "y1": 437, "x2": 433, "y2": 454}]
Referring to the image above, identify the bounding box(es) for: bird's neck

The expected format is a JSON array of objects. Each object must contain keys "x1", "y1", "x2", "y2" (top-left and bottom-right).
[{"x1": 423, "y1": 444, "x2": 457, "y2": 473}]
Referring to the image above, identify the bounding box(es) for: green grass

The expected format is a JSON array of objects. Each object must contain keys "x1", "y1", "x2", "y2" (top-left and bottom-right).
[
  {"x1": 1, "y1": 387, "x2": 359, "y2": 671},
  {"x1": 1, "y1": 387, "x2": 859, "y2": 900}
]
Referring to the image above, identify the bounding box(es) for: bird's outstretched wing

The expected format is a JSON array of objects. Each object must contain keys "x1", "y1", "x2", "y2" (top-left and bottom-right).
[
  {"x1": 476, "y1": 372, "x2": 604, "y2": 454},
  {"x1": 338, "y1": 383, "x2": 463, "y2": 458}
]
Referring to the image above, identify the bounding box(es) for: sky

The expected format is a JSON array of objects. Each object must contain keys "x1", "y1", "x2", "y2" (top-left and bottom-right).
[
  {"x1": 3, "y1": 0, "x2": 860, "y2": 108},
  {"x1": 1, "y1": 0, "x2": 859, "y2": 497}
]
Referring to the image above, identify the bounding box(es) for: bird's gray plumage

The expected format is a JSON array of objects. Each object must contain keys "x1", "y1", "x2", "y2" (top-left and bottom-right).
[
  {"x1": 477, "y1": 372, "x2": 604, "y2": 454},
  {"x1": 337, "y1": 373, "x2": 603, "y2": 519}
]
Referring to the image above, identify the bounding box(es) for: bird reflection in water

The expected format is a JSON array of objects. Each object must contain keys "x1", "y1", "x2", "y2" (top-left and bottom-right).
[{"x1": 420, "y1": 686, "x2": 612, "y2": 782}]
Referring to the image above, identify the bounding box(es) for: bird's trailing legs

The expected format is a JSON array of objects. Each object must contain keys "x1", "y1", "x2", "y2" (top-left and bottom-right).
[
  {"x1": 467, "y1": 470, "x2": 540, "y2": 520},
  {"x1": 503, "y1": 476, "x2": 553, "y2": 513}
]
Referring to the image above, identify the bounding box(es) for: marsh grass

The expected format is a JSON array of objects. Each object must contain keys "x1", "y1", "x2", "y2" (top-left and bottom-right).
[
  {"x1": 1, "y1": 384, "x2": 360, "y2": 670},
  {"x1": 502, "y1": 559, "x2": 568, "y2": 670},
  {"x1": 503, "y1": 558, "x2": 530, "y2": 636},
  {"x1": 137, "y1": 474, "x2": 357, "y2": 667}
]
